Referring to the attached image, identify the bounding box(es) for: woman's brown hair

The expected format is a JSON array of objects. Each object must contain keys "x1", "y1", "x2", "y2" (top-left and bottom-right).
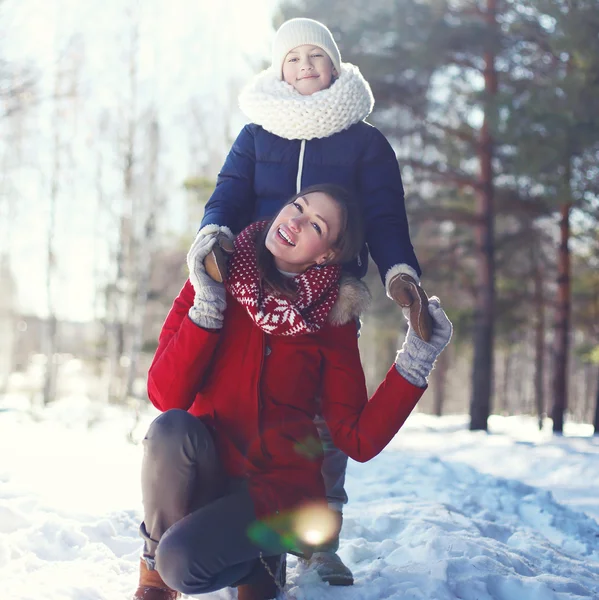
[{"x1": 256, "y1": 184, "x2": 364, "y2": 298}]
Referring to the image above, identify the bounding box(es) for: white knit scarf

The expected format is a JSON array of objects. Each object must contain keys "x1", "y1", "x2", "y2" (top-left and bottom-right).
[{"x1": 238, "y1": 63, "x2": 375, "y2": 141}]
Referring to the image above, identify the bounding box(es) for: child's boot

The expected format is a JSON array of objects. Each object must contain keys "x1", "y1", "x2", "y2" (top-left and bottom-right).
[
  {"x1": 302, "y1": 550, "x2": 354, "y2": 586},
  {"x1": 299, "y1": 512, "x2": 354, "y2": 586}
]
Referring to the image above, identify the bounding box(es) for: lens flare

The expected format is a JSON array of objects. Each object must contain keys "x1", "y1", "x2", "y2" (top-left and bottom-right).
[
  {"x1": 247, "y1": 502, "x2": 340, "y2": 557},
  {"x1": 302, "y1": 528, "x2": 327, "y2": 546},
  {"x1": 293, "y1": 502, "x2": 339, "y2": 547}
]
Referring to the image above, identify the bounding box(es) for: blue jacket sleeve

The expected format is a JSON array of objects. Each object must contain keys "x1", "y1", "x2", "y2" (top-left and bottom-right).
[
  {"x1": 359, "y1": 126, "x2": 421, "y2": 283},
  {"x1": 200, "y1": 125, "x2": 256, "y2": 233}
]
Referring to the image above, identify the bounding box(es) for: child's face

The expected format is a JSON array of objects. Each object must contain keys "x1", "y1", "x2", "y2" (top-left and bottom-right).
[
  {"x1": 265, "y1": 191, "x2": 343, "y2": 273},
  {"x1": 282, "y1": 45, "x2": 338, "y2": 95}
]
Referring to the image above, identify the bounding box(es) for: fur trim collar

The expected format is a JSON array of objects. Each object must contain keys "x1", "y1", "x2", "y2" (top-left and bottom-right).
[
  {"x1": 238, "y1": 63, "x2": 374, "y2": 140},
  {"x1": 328, "y1": 275, "x2": 371, "y2": 326}
]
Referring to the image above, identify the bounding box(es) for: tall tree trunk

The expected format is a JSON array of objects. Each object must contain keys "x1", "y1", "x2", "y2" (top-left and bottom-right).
[
  {"x1": 551, "y1": 202, "x2": 571, "y2": 433},
  {"x1": 514, "y1": 346, "x2": 526, "y2": 413},
  {"x1": 42, "y1": 65, "x2": 62, "y2": 406},
  {"x1": 501, "y1": 349, "x2": 511, "y2": 415},
  {"x1": 533, "y1": 261, "x2": 545, "y2": 430},
  {"x1": 122, "y1": 119, "x2": 160, "y2": 405},
  {"x1": 470, "y1": 0, "x2": 497, "y2": 431},
  {"x1": 108, "y1": 14, "x2": 138, "y2": 402},
  {"x1": 432, "y1": 345, "x2": 449, "y2": 417},
  {"x1": 0, "y1": 257, "x2": 17, "y2": 394},
  {"x1": 594, "y1": 367, "x2": 599, "y2": 436},
  {"x1": 583, "y1": 362, "x2": 593, "y2": 423}
]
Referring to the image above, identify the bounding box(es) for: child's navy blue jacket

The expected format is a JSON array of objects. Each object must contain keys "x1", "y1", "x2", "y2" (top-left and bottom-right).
[{"x1": 201, "y1": 121, "x2": 421, "y2": 282}]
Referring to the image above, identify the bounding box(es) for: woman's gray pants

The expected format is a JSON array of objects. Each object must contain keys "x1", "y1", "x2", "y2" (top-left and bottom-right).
[{"x1": 139, "y1": 409, "x2": 285, "y2": 596}]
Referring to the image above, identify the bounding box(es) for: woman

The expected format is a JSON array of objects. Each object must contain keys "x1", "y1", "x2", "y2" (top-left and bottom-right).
[{"x1": 133, "y1": 184, "x2": 452, "y2": 600}]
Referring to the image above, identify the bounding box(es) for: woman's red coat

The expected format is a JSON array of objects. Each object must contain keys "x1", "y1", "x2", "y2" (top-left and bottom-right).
[{"x1": 147, "y1": 280, "x2": 425, "y2": 518}]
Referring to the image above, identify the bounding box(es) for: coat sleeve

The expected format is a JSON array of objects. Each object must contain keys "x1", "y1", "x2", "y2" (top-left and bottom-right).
[
  {"x1": 200, "y1": 124, "x2": 257, "y2": 233},
  {"x1": 147, "y1": 280, "x2": 221, "y2": 412},
  {"x1": 318, "y1": 322, "x2": 425, "y2": 463},
  {"x1": 359, "y1": 126, "x2": 422, "y2": 283}
]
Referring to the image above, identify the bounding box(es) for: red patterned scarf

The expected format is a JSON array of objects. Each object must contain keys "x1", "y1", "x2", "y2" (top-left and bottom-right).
[{"x1": 226, "y1": 221, "x2": 341, "y2": 336}]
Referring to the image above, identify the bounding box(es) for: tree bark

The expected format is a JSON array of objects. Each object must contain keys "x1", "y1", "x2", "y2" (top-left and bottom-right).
[
  {"x1": 470, "y1": 0, "x2": 497, "y2": 431},
  {"x1": 42, "y1": 64, "x2": 62, "y2": 406},
  {"x1": 122, "y1": 119, "x2": 160, "y2": 405},
  {"x1": 501, "y1": 349, "x2": 511, "y2": 414},
  {"x1": 583, "y1": 362, "x2": 593, "y2": 423},
  {"x1": 551, "y1": 202, "x2": 571, "y2": 433},
  {"x1": 533, "y1": 261, "x2": 545, "y2": 430},
  {"x1": 107, "y1": 16, "x2": 138, "y2": 402},
  {"x1": 594, "y1": 367, "x2": 599, "y2": 435},
  {"x1": 433, "y1": 345, "x2": 449, "y2": 417}
]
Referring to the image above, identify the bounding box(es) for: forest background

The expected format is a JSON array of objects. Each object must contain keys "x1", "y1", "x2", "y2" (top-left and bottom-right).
[{"x1": 0, "y1": 0, "x2": 598, "y2": 435}]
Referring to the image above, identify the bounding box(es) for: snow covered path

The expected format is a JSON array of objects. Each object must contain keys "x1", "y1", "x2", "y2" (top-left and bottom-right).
[{"x1": 1, "y1": 399, "x2": 598, "y2": 600}]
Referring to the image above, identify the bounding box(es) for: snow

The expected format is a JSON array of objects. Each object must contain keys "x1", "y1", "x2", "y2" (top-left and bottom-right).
[{"x1": 1, "y1": 393, "x2": 598, "y2": 600}]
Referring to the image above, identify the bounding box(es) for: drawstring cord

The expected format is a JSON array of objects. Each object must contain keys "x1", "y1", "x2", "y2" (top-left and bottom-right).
[{"x1": 259, "y1": 552, "x2": 288, "y2": 599}]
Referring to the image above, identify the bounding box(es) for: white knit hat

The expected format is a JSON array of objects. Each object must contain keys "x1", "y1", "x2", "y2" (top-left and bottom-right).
[{"x1": 271, "y1": 18, "x2": 341, "y2": 78}]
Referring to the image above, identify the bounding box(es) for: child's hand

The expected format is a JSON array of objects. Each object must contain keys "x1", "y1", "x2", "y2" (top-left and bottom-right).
[
  {"x1": 204, "y1": 233, "x2": 235, "y2": 283},
  {"x1": 388, "y1": 273, "x2": 433, "y2": 342}
]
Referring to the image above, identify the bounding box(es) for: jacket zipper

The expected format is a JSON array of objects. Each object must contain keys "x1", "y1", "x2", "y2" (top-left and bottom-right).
[{"x1": 296, "y1": 139, "x2": 306, "y2": 193}]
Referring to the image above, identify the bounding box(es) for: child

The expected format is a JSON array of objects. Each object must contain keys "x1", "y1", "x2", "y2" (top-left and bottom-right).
[
  {"x1": 199, "y1": 17, "x2": 429, "y2": 584},
  {"x1": 134, "y1": 185, "x2": 452, "y2": 600}
]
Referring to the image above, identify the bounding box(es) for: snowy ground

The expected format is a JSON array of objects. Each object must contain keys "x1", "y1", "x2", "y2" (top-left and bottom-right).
[{"x1": 1, "y1": 393, "x2": 598, "y2": 600}]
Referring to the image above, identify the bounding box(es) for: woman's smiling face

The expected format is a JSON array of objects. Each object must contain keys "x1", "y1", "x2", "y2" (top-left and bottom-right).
[
  {"x1": 265, "y1": 191, "x2": 343, "y2": 273},
  {"x1": 282, "y1": 45, "x2": 337, "y2": 95}
]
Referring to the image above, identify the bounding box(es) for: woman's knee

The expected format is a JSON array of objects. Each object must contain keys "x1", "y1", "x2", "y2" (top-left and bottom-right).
[
  {"x1": 145, "y1": 409, "x2": 199, "y2": 441},
  {"x1": 143, "y1": 410, "x2": 205, "y2": 468},
  {"x1": 155, "y1": 528, "x2": 208, "y2": 595}
]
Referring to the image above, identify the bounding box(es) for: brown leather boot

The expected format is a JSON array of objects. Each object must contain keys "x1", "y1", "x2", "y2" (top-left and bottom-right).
[
  {"x1": 132, "y1": 559, "x2": 181, "y2": 600},
  {"x1": 388, "y1": 273, "x2": 433, "y2": 342},
  {"x1": 237, "y1": 554, "x2": 286, "y2": 600}
]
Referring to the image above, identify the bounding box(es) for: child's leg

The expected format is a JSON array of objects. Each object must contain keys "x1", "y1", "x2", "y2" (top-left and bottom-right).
[
  {"x1": 139, "y1": 409, "x2": 226, "y2": 568},
  {"x1": 314, "y1": 413, "x2": 348, "y2": 521},
  {"x1": 314, "y1": 317, "x2": 361, "y2": 519},
  {"x1": 309, "y1": 413, "x2": 354, "y2": 586},
  {"x1": 156, "y1": 485, "x2": 286, "y2": 595}
]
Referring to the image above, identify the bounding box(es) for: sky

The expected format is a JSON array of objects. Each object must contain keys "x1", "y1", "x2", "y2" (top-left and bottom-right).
[
  {"x1": 0, "y1": 0, "x2": 277, "y2": 321},
  {"x1": 1, "y1": 365, "x2": 598, "y2": 599}
]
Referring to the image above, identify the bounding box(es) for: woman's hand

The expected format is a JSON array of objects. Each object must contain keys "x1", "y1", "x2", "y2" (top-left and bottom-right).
[
  {"x1": 394, "y1": 297, "x2": 453, "y2": 388},
  {"x1": 186, "y1": 225, "x2": 233, "y2": 329}
]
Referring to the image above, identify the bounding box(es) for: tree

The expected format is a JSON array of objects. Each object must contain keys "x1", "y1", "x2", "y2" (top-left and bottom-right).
[
  {"x1": 0, "y1": 1, "x2": 37, "y2": 391},
  {"x1": 104, "y1": 4, "x2": 140, "y2": 403},
  {"x1": 42, "y1": 35, "x2": 83, "y2": 404},
  {"x1": 278, "y1": 0, "x2": 509, "y2": 429},
  {"x1": 122, "y1": 115, "x2": 165, "y2": 406},
  {"x1": 500, "y1": 0, "x2": 599, "y2": 432}
]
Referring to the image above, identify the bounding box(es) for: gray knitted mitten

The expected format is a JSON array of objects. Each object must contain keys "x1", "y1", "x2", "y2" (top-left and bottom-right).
[
  {"x1": 395, "y1": 297, "x2": 453, "y2": 388},
  {"x1": 186, "y1": 224, "x2": 233, "y2": 330}
]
